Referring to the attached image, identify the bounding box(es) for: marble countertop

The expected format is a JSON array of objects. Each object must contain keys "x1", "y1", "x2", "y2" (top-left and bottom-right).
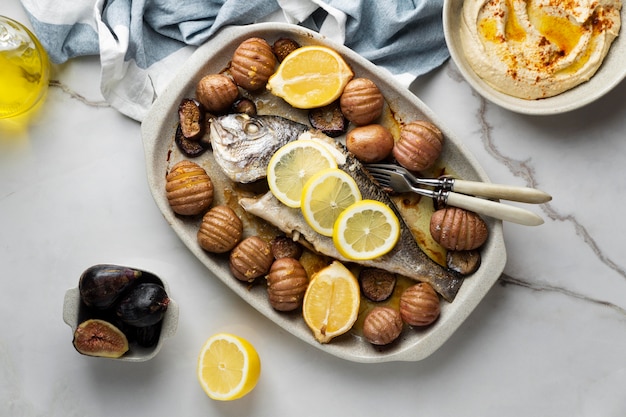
[{"x1": 2, "y1": 1, "x2": 625, "y2": 416}]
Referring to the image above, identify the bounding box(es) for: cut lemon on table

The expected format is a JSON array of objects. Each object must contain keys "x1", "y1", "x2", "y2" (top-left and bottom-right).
[
  {"x1": 301, "y1": 168, "x2": 362, "y2": 236},
  {"x1": 267, "y1": 139, "x2": 337, "y2": 208},
  {"x1": 197, "y1": 333, "x2": 261, "y2": 401},
  {"x1": 333, "y1": 200, "x2": 401, "y2": 261},
  {"x1": 302, "y1": 260, "x2": 360, "y2": 343},
  {"x1": 267, "y1": 45, "x2": 354, "y2": 109}
]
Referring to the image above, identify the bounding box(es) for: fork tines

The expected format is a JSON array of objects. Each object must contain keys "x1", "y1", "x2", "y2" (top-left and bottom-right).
[{"x1": 367, "y1": 172, "x2": 391, "y2": 186}]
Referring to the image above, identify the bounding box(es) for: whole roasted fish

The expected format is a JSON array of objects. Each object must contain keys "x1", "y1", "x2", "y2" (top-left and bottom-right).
[
  {"x1": 210, "y1": 113, "x2": 308, "y2": 183},
  {"x1": 211, "y1": 114, "x2": 463, "y2": 301},
  {"x1": 213, "y1": 114, "x2": 463, "y2": 301}
]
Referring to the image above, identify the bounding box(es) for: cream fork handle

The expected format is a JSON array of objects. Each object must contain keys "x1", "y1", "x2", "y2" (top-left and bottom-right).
[
  {"x1": 446, "y1": 192, "x2": 544, "y2": 226},
  {"x1": 452, "y1": 179, "x2": 552, "y2": 204}
]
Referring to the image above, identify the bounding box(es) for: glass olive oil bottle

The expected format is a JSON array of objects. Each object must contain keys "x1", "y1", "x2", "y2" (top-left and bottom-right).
[{"x1": 0, "y1": 16, "x2": 49, "y2": 119}]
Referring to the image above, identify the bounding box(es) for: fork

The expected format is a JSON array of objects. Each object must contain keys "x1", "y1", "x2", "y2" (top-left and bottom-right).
[
  {"x1": 366, "y1": 166, "x2": 546, "y2": 226},
  {"x1": 366, "y1": 163, "x2": 552, "y2": 204}
]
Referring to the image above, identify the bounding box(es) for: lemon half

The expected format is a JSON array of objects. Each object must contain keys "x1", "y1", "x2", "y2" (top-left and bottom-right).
[
  {"x1": 197, "y1": 333, "x2": 261, "y2": 401},
  {"x1": 267, "y1": 45, "x2": 354, "y2": 109},
  {"x1": 302, "y1": 261, "x2": 360, "y2": 343}
]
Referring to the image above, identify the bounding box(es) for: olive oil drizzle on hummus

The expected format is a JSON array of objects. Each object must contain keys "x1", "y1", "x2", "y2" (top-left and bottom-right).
[{"x1": 462, "y1": 0, "x2": 622, "y2": 99}]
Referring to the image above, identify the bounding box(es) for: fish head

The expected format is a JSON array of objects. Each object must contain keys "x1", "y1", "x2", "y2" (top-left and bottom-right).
[
  {"x1": 209, "y1": 113, "x2": 308, "y2": 183},
  {"x1": 210, "y1": 113, "x2": 272, "y2": 146}
]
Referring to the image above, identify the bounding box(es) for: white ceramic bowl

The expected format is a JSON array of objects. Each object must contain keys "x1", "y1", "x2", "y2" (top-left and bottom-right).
[
  {"x1": 443, "y1": 0, "x2": 626, "y2": 115},
  {"x1": 63, "y1": 265, "x2": 179, "y2": 362}
]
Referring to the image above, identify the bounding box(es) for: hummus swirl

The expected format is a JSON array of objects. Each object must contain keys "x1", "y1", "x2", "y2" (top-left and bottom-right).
[{"x1": 460, "y1": 0, "x2": 622, "y2": 99}]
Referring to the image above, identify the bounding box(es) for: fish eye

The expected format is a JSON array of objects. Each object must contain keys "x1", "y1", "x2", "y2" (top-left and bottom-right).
[{"x1": 243, "y1": 120, "x2": 264, "y2": 137}]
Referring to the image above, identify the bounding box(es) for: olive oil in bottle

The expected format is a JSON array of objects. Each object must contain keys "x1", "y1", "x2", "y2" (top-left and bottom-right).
[{"x1": 0, "y1": 16, "x2": 49, "y2": 119}]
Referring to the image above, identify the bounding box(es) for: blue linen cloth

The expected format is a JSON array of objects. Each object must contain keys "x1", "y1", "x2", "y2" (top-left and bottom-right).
[{"x1": 21, "y1": 0, "x2": 449, "y2": 121}]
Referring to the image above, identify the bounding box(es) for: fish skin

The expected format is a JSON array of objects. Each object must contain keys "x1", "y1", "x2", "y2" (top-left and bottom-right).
[
  {"x1": 238, "y1": 129, "x2": 464, "y2": 302},
  {"x1": 209, "y1": 113, "x2": 308, "y2": 183}
]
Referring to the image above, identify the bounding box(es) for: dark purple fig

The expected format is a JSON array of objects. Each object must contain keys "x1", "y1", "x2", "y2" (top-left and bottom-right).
[
  {"x1": 79, "y1": 264, "x2": 142, "y2": 309},
  {"x1": 115, "y1": 283, "x2": 169, "y2": 327},
  {"x1": 134, "y1": 323, "x2": 162, "y2": 348},
  {"x1": 72, "y1": 319, "x2": 129, "y2": 358},
  {"x1": 111, "y1": 317, "x2": 137, "y2": 343}
]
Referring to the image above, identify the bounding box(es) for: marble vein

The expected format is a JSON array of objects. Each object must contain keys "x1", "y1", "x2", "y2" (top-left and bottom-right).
[
  {"x1": 499, "y1": 273, "x2": 626, "y2": 318},
  {"x1": 49, "y1": 80, "x2": 110, "y2": 108},
  {"x1": 441, "y1": 60, "x2": 626, "y2": 315},
  {"x1": 470, "y1": 88, "x2": 626, "y2": 283},
  {"x1": 540, "y1": 206, "x2": 626, "y2": 281}
]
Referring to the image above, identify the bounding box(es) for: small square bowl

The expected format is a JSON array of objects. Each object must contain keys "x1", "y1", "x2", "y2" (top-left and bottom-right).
[
  {"x1": 443, "y1": 0, "x2": 626, "y2": 115},
  {"x1": 63, "y1": 266, "x2": 179, "y2": 362}
]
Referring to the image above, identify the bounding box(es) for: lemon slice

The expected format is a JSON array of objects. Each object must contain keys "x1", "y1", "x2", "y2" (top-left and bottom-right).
[
  {"x1": 301, "y1": 168, "x2": 362, "y2": 236},
  {"x1": 267, "y1": 139, "x2": 337, "y2": 208},
  {"x1": 197, "y1": 333, "x2": 261, "y2": 401},
  {"x1": 302, "y1": 261, "x2": 360, "y2": 343},
  {"x1": 333, "y1": 200, "x2": 401, "y2": 260},
  {"x1": 267, "y1": 45, "x2": 354, "y2": 109}
]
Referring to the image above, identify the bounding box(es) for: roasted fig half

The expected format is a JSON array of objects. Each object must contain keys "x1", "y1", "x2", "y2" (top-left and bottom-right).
[
  {"x1": 174, "y1": 124, "x2": 211, "y2": 157},
  {"x1": 359, "y1": 268, "x2": 396, "y2": 302},
  {"x1": 115, "y1": 283, "x2": 169, "y2": 327},
  {"x1": 308, "y1": 101, "x2": 348, "y2": 137},
  {"x1": 73, "y1": 319, "x2": 129, "y2": 358},
  {"x1": 272, "y1": 37, "x2": 300, "y2": 62},
  {"x1": 232, "y1": 97, "x2": 257, "y2": 116},
  {"x1": 446, "y1": 249, "x2": 481, "y2": 275},
  {"x1": 79, "y1": 264, "x2": 142, "y2": 309},
  {"x1": 178, "y1": 98, "x2": 205, "y2": 139},
  {"x1": 270, "y1": 235, "x2": 303, "y2": 260}
]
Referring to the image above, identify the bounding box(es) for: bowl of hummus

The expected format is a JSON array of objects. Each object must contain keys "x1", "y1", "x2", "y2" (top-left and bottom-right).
[{"x1": 444, "y1": 0, "x2": 624, "y2": 115}]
